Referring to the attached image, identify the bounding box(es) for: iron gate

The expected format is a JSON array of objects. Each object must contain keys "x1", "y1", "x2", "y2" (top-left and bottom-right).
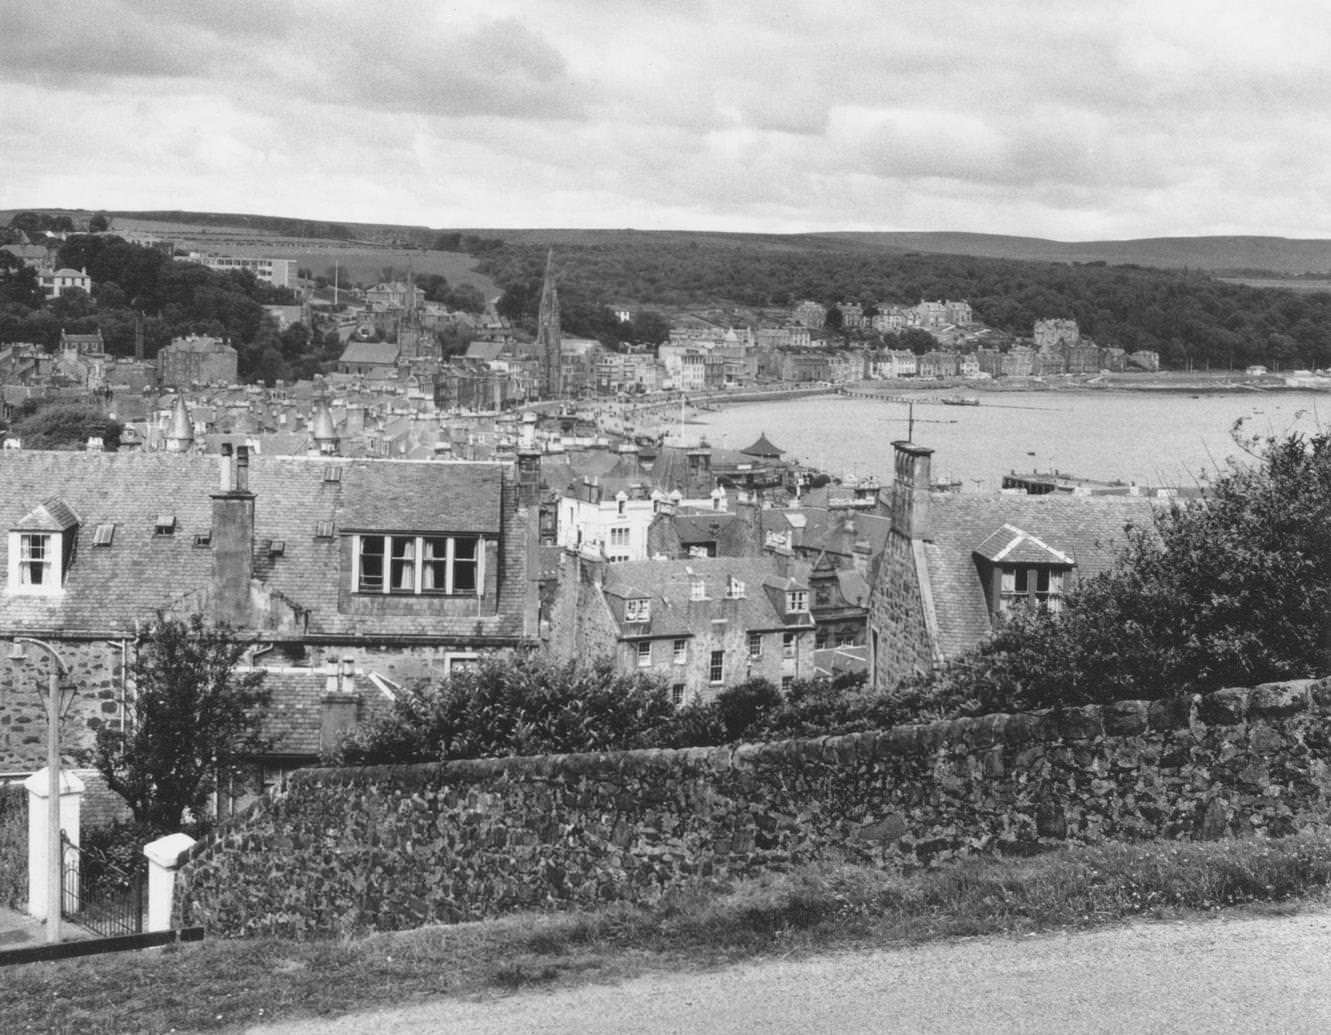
[{"x1": 61, "y1": 833, "x2": 145, "y2": 938}]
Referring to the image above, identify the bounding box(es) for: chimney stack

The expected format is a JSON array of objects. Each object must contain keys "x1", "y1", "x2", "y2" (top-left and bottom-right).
[
  {"x1": 890, "y1": 441, "x2": 933, "y2": 541},
  {"x1": 211, "y1": 443, "x2": 256, "y2": 626}
]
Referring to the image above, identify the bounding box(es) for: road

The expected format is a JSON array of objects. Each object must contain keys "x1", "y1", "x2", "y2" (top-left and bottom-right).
[{"x1": 251, "y1": 907, "x2": 1331, "y2": 1034}]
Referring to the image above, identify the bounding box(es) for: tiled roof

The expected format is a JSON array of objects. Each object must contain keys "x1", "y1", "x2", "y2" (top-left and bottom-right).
[
  {"x1": 0, "y1": 451, "x2": 525, "y2": 641},
  {"x1": 601, "y1": 556, "x2": 813, "y2": 638},
  {"x1": 973, "y1": 523, "x2": 1074, "y2": 565},
  {"x1": 339, "y1": 341, "x2": 400, "y2": 365},
  {"x1": 920, "y1": 493, "x2": 1155, "y2": 660}
]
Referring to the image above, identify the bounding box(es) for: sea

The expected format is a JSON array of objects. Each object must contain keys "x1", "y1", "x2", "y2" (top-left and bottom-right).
[{"x1": 689, "y1": 389, "x2": 1330, "y2": 492}]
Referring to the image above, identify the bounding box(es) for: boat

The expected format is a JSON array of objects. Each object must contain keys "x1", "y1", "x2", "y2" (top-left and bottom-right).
[{"x1": 940, "y1": 396, "x2": 980, "y2": 406}]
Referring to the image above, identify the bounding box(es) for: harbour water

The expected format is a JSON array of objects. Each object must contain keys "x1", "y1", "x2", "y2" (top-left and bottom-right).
[{"x1": 691, "y1": 389, "x2": 1329, "y2": 492}]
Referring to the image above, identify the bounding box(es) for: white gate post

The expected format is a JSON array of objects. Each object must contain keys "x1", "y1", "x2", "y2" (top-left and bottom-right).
[
  {"x1": 22, "y1": 768, "x2": 84, "y2": 922},
  {"x1": 143, "y1": 833, "x2": 196, "y2": 933}
]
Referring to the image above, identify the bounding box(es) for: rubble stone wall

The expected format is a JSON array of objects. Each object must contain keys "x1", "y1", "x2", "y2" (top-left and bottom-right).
[{"x1": 176, "y1": 677, "x2": 1331, "y2": 937}]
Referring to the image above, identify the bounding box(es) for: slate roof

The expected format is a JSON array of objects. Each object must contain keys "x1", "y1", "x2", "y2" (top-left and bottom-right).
[
  {"x1": 0, "y1": 451, "x2": 525, "y2": 641},
  {"x1": 601, "y1": 556, "x2": 812, "y2": 639},
  {"x1": 740, "y1": 432, "x2": 784, "y2": 458},
  {"x1": 339, "y1": 341, "x2": 400, "y2": 366},
  {"x1": 919, "y1": 493, "x2": 1155, "y2": 660}
]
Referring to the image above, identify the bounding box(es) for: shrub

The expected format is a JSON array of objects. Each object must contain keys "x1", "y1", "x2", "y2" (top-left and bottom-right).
[{"x1": 0, "y1": 782, "x2": 26, "y2": 909}]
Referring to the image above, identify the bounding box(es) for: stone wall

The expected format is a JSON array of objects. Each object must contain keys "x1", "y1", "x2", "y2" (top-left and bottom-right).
[
  {"x1": 868, "y1": 535, "x2": 933, "y2": 689},
  {"x1": 176, "y1": 677, "x2": 1331, "y2": 938},
  {"x1": 0, "y1": 639, "x2": 132, "y2": 771}
]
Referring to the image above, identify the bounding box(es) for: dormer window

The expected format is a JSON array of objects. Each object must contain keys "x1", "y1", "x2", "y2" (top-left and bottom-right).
[
  {"x1": 8, "y1": 498, "x2": 79, "y2": 596},
  {"x1": 690, "y1": 576, "x2": 707, "y2": 601},
  {"x1": 786, "y1": 590, "x2": 808, "y2": 613},
  {"x1": 155, "y1": 514, "x2": 176, "y2": 536},
  {"x1": 974, "y1": 524, "x2": 1074, "y2": 620},
  {"x1": 625, "y1": 597, "x2": 651, "y2": 623},
  {"x1": 725, "y1": 576, "x2": 745, "y2": 599}
]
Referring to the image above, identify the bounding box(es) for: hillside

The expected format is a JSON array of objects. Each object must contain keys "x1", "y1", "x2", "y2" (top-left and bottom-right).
[{"x1": 819, "y1": 232, "x2": 1331, "y2": 275}]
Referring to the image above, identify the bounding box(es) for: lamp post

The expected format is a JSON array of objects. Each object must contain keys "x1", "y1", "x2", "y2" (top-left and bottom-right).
[{"x1": 9, "y1": 637, "x2": 69, "y2": 944}]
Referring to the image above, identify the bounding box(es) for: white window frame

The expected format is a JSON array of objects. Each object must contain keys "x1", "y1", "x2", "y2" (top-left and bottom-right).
[
  {"x1": 354, "y1": 534, "x2": 483, "y2": 596},
  {"x1": 672, "y1": 639, "x2": 687, "y2": 664},
  {"x1": 787, "y1": 590, "x2": 808, "y2": 612},
  {"x1": 625, "y1": 597, "x2": 651, "y2": 623},
  {"x1": 636, "y1": 640, "x2": 652, "y2": 667},
  {"x1": 709, "y1": 650, "x2": 725, "y2": 684},
  {"x1": 747, "y1": 632, "x2": 763, "y2": 659},
  {"x1": 999, "y1": 566, "x2": 1065, "y2": 614},
  {"x1": 8, "y1": 531, "x2": 61, "y2": 595},
  {"x1": 782, "y1": 632, "x2": 796, "y2": 658}
]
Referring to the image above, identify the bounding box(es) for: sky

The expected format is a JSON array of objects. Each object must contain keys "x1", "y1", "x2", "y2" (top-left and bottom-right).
[{"x1": 3, "y1": 0, "x2": 1330, "y2": 240}]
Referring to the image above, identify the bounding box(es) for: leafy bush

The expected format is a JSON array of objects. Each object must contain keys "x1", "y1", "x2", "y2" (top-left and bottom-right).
[
  {"x1": 79, "y1": 819, "x2": 152, "y2": 893},
  {"x1": 0, "y1": 782, "x2": 26, "y2": 909},
  {"x1": 336, "y1": 652, "x2": 676, "y2": 764}
]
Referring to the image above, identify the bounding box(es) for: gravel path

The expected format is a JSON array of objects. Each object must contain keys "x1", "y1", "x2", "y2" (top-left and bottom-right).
[{"x1": 249, "y1": 907, "x2": 1331, "y2": 1034}]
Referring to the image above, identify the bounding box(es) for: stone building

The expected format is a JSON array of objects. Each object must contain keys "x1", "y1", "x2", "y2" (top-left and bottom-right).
[
  {"x1": 550, "y1": 554, "x2": 816, "y2": 703},
  {"x1": 866, "y1": 440, "x2": 1153, "y2": 690},
  {"x1": 158, "y1": 335, "x2": 239, "y2": 388},
  {"x1": 0, "y1": 448, "x2": 539, "y2": 787}
]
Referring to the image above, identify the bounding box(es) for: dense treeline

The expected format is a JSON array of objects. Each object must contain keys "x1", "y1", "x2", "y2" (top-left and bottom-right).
[
  {"x1": 479, "y1": 241, "x2": 1331, "y2": 370},
  {"x1": 0, "y1": 234, "x2": 322, "y2": 382}
]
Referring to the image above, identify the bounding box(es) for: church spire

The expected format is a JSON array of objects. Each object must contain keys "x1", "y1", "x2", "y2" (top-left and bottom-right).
[{"x1": 537, "y1": 249, "x2": 561, "y2": 399}]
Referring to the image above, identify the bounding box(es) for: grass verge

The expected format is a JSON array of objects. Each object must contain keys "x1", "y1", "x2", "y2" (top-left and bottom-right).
[{"x1": 8, "y1": 831, "x2": 1331, "y2": 1034}]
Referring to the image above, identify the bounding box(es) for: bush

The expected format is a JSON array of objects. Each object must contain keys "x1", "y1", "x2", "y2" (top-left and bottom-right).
[
  {"x1": 0, "y1": 783, "x2": 25, "y2": 909},
  {"x1": 337, "y1": 652, "x2": 676, "y2": 764},
  {"x1": 79, "y1": 819, "x2": 152, "y2": 893}
]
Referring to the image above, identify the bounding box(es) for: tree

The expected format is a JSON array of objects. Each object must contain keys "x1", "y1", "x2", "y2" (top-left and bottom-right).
[
  {"x1": 10, "y1": 401, "x2": 123, "y2": 450},
  {"x1": 900, "y1": 428, "x2": 1331, "y2": 718},
  {"x1": 93, "y1": 615, "x2": 270, "y2": 833},
  {"x1": 88, "y1": 211, "x2": 110, "y2": 233}
]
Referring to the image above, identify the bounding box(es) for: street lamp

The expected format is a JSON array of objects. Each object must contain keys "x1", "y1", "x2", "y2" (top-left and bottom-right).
[{"x1": 8, "y1": 637, "x2": 70, "y2": 944}]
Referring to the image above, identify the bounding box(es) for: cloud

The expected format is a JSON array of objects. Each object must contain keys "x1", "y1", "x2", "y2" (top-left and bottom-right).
[{"x1": 4, "y1": 0, "x2": 1331, "y2": 238}]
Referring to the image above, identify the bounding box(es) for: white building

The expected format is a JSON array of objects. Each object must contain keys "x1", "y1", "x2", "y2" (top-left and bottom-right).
[{"x1": 186, "y1": 254, "x2": 298, "y2": 289}]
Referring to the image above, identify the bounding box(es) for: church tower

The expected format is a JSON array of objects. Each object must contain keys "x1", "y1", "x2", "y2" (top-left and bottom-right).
[{"x1": 536, "y1": 249, "x2": 561, "y2": 399}]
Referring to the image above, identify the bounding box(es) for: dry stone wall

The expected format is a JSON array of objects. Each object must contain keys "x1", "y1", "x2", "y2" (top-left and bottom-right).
[{"x1": 177, "y1": 677, "x2": 1331, "y2": 937}]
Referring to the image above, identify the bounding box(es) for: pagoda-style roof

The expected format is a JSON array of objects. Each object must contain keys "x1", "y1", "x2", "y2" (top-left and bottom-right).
[{"x1": 740, "y1": 432, "x2": 784, "y2": 459}]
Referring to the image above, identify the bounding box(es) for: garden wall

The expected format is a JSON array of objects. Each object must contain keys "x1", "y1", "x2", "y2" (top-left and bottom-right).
[{"x1": 176, "y1": 677, "x2": 1331, "y2": 937}]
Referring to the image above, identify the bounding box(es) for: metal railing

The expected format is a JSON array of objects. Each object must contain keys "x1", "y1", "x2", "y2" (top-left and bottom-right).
[{"x1": 61, "y1": 833, "x2": 145, "y2": 938}]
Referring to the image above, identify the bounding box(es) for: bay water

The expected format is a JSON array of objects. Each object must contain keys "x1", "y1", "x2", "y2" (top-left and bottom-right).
[{"x1": 693, "y1": 389, "x2": 1329, "y2": 492}]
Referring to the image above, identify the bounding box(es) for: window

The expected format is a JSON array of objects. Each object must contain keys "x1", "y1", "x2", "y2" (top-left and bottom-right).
[
  {"x1": 709, "y1": 650, "x2": 725, "y2": 684},
  {"x1": 786, "y1": 590, "x2": 808, "y2": 612},
  {"x1": 92, "y1": 523, "x2": 115, "y2": 547},
  {"x1": 625, "y1": 597, "x2": 651, "y2": 623},
  {"x1": 672, "y1": 639, "x2": 687, "y2": 664},
  {"x1": 671, "y1": 683, "x2": 685, "y2": 706},
  {"x1": 609, "y1": 526, "x2": 630, "y2": 547},
  {"x1": 781, "y1": 676, "x2": 793, "y2": 692},
  {"x1": 357, "y1": 534, "x2": 481, "y2": 595},
  {"x1": 747, "y1": 632, "x2": 763, "y2": 659},
  {"x1": 782, "y1": 632, "x2": 796, "y2": 658},
  {"x1": 999, "y1": 566, "x2": 1065, "y2": 614},
  {"x1": 726, "y1": 576, "x2": 745, "y2": 599},
  {"x1": 154, "y1": 514, "x2": 176, "y2": 536},
  {"x1": 16, "y1": 533, "x2": 53, "y2": 588},
  {"x1": 636, "y1": 640, "x2": 652, "y2": 667},
  {"x1": 690, "y1": 576, "x2": 707, "y2": 601}
]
